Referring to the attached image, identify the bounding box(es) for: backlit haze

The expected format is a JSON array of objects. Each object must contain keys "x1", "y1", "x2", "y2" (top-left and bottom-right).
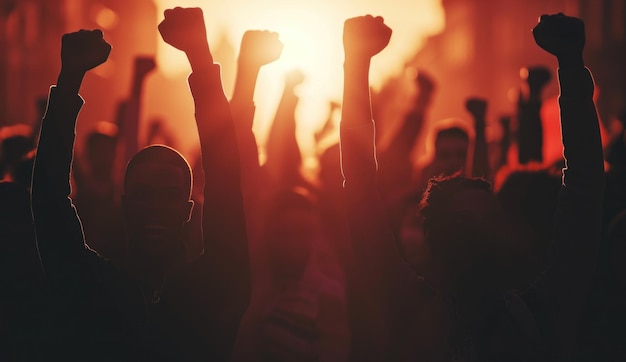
[{"x1": 152, "y1": 0, "x2": 444, "y2": 164}]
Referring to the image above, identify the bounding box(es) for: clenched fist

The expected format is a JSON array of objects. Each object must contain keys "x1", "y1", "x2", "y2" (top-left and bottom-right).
[
  {"x1": 61, "y1": 30, "x2": 111, "y2": 73},
  {"x1": 239, "y1": 30, "x2": 283, "y2": 67},
  {"x1": 343, "y1": 15, "x2": 392, "y2": 58},
  {"x1": 523, "y1": 66, "x2": 551, "y2": 93},
  {"x1": 134, "y1": 56, "x2": 156, "y2": 78},
  {"x1": 466, "y1": 98, "x2": 488, "y2": 124},
  {"x1": 158, "y1": 7, "x2": 208, "y2": 54},
  {"x1": 533, "y1": 13, "x2": 584, "y2": 60}
]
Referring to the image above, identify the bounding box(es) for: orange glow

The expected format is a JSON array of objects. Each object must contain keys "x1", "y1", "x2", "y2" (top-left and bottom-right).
[
  {"x1": 152, "y1": 0, "x2": 444, "y2": 161},
  {"x1": 91, "y1": 4, "x2": 120, "y2": 30}
]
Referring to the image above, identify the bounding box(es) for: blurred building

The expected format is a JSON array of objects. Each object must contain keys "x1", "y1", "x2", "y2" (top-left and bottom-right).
[
  {"x1": 0, "y1": 0, "x2": 157, "y2": 138},
  {"x1": 412, "y1": 0, "x2": 626, "y2": 130}
]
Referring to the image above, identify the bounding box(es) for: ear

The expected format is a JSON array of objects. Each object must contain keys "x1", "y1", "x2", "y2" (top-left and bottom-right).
[{"x1": 184, "y1": 199, "x2": 194, "y2": 222}]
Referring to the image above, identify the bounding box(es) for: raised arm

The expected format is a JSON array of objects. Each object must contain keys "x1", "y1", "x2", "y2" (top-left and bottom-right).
[
  {"x1": 532, "y1": 14, "x2": 604, "y2": 360},
  {"x1": 378, "y1": 71, "x2": 434, "y2": 195},
  {"x1": 340, "y1": 16, "x2": 396, "y2": 360},
  {"x1": 517, "y1": 66, "x2": 551, "y2": 165},
  {"x1": 264, "y1": 69, "x2": 305, "y2": 187},
  {"x1": 158, "y1": 8, "x2": 250, "y2": 347},
  {"x1": 32, "y1": 30, "x2": 111, "y2": 283},
  {"x1": 231, "y1": 30, "x2": 282, "y2": 199},
  {"x1": 120, "y1": 56, "x2": 156, "y2": 162},
  {"x1": 466, "y1": 97, "x2": 490, "y2": 179}
]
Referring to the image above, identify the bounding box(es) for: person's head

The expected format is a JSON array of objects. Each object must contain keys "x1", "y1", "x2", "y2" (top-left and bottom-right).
[
  {"x1": 418, "y1": 175, "x2": 523, "y2": 291},
  {"x1": 85, "y1": 123, "x2": 118, "y2": 180},
  {"x1": 122, "y1": 145, "x2": 193, "y2": 268},
  {"x1": 263, "y1": 187, "x2": 318, "y2": 282},
  {"x1": 433, "y1": 127, "x2": 469, "y2": 175}
]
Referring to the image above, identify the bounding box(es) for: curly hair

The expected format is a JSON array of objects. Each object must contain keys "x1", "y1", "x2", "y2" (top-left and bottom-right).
[{"x1": 418, "y1": 174, "x2": 492, "y2": 227}]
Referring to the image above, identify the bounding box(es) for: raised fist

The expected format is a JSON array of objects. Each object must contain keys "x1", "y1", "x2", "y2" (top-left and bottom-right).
[
  {"x1": 134, "y1": 56, "x2": 156, "y2": 78},
  {"x1": 415, "y1": 70, "x2": 436, "y2": 98},
  {"x1": 523, "y1": 66, "x2": 551, "y2": 93},
  {"x1": 239, "y1": 30, "x2": 283, "y2": 67},
  {"x1": 533, "y1": 13, "x2": 585, "y2": 59},
  {"x1": 466, "y1": 98, "x2": 488, "y2": 122},
  {"x1": 343, "y1": 15, "x2": 392, "y2": 58},
  {"x1": 61, "y1": 30, "x2": 111, "y2": 73},
  {"x1": 158, "y1": 7, "x2": 208, "y2": 53}
]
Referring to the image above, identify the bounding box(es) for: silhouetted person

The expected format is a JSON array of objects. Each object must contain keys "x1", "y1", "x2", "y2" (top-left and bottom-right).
[
  {"x1": 340, "y1": 13, "x2": 603, "y2": 361},
  {"x1": 32, "y1": 8, "x2": 249, "y2": 361},
  {"x1": 603, "y1": 110, "x2": 626, "y2": 231},
  {"x1": 73, "y1": 124, "x2": 125, "y2": 261},
  {"x1": 496, "y1": 168, "x2": 562, "y2": 288},
  {"x1": 228, "y1": 30, "x2": 350, "y2": 362},
  {"x1": 377, "y1": 71, "x2": 435, "y2": 200},
  {"x1": 415, "y1": 125, "x2": 470, "y2": 189},
  {"x1": 466, "y1": 97, "x2": 490, "y2": 180},
  {"x1": 517, "y1": 66, "x2": 551, "y2": 165},
  {"x1": 497, "y1": 115, "x2": 512, "y2": 170},
  {"x1": 263, "y1": 69, "x2": 310, "y2": 192},
  {"x1": 229, "y1": 29, "x2": 283, "y2": 293},
  {"x1": 234, "y1": 188, "x2": 350, "y2": 362}
]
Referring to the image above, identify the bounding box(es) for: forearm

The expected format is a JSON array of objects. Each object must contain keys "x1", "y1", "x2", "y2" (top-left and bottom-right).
[
  {"x1": 231, "y1": 61, "x2": 260, "y2": 109},
  {"x1": 472, "y1": 121, "x2": 490, "y2": 178},
  {"x1": 231, "y1": 59, "x2": 262, "y2": 178},
  {"x1": 122, "y1": 74, "x2": 146, "y2": 161},
  {"x1": 32, "y1": 86, "x2": 88, "y2": 282},
  {"x1": 340, "y1": 59, "x2": 377, "y2": 187},
  {"x1": 558, "y1": 66, "x2": 603, "y2": 181},
  {"x1": 541, "y1": 63, "x2": 604, "y2": 361},
  {"x1": 188, "y1": 61, "x2": 251, "y2": 305},
  {"x1": 340, "y1": 55, "x2": 407, "y2": 360},
  {"x1": 517, "y1": 95, "x2": 543, "y2": 164}
]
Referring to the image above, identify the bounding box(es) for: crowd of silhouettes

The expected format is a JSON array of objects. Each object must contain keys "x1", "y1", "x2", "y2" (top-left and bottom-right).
[{"x1": 0, "y1": 6, "x2": 624, "y2": 362}]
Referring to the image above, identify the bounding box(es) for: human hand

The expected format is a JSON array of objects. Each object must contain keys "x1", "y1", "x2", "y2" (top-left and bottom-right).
[
  {"x1": 533, "y1": 13, "x2": 584, "y2": 66},
  {"x1": 134, "y1": 56, "x2": 156, "y2": 78},
  {"x1": 466, "y1": 98, "x2": 488, "y2": 126},
  {"x1": 415, "y1": 70, "x2": 436, "y2": 97},
  {"x1": 343, "y1": 15, "x2": 392, "y2": 59},
  {"x1": 239, "y1": 30, "x2": 283, "y2": 67},
  {"x1": 158, "y1": 7, "x2": 209, "y2": 54},
  {"x1": 61, "y1": 29, "x2": 111, "y2": 74},
  {"x1": 523, "y1": 66, "x2": 551, "y2": 94}
]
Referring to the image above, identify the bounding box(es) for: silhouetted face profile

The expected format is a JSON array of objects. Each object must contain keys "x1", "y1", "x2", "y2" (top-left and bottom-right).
[
  {"x1": 122, "y1": 145, "x2": 193, "y2": 267},
  {"x1": 433, "y1": 128, "x2": 469, "y2": 176}
]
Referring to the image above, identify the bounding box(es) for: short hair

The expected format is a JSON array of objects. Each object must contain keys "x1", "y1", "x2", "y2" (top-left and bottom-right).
[
  {"x1": 124, "y1": 145, "x2": 192, "y2": 198},
  {"x1": 436, "y1": 126, "x2": 469, "y2": 143},
  {"x1": 417, "y1": 174, "x2": 493, "y2": 262},
  {"x1": 418, "y1": 174, "x2": 491, "y2": 230}
]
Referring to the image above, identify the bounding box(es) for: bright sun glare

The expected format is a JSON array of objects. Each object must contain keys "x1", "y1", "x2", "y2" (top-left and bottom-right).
[{"x1": 153, "y1": 0, "x2": 444, "y2": 160}]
